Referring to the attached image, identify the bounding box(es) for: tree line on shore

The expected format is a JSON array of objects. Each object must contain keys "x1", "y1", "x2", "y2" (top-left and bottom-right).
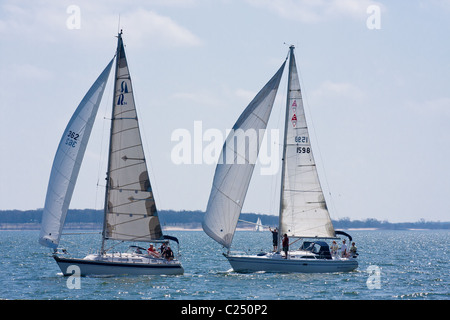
[{"x1": 0, "y1": 209, "x2": 448, "y2": 230}]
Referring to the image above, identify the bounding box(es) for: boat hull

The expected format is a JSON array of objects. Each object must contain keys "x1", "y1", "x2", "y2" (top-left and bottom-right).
[
  {"x1": 225, "y1": 254, "x2": 358, "y2": 273},
  {"x1": 54, "y1": 255, "x2": 184, "y2": 276}
]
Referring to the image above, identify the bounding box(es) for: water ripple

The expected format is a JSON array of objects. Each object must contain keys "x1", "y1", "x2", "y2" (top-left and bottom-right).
[{"x1": 0, "y1": 229, "x2": 448, "y2": 300}]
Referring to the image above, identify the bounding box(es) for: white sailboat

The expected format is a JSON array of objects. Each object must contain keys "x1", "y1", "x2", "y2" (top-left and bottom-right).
[
  {"x1": 254, "y1": 218, "x2": 263, "y2": 232},
  {"x1": 202, "y1": 46, "x2": 358, "y2": 273},
  {"x1": 39, "y1": 31, "x2": 183, "y2": 276}
]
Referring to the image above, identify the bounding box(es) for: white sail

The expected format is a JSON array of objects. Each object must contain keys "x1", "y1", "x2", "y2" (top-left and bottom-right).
[
  {"x1": 103, "y1": 34, "x2": 163, "y2": 242},
  {"x1": 279, "y1": 47, "x2": 335, "y2": 238},
  {"x1": 255, "y1": 218, "x2": 263, "y2": 232},
  {"x1": 203, "y1": 61, "x2": 286, "y2": 248},
  {"x1": 39, "y1": 59, "x2": 114, "y2": 249}
]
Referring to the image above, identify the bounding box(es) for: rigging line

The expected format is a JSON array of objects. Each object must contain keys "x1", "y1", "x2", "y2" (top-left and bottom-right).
[
  {"x1": 213, "y1": 184, "x2": 243, "y2": 208},
  {"x1": 62, "y1": 232, "x2": 102, "y2": 235},
  {"x1": 238, "y1": 218, "x2": 270, "y2": 228},
  {"x1": 95, "y1": 60, "x2": 115, "y2": 210},
  {"x1": 288, "y1": 237, "x2": 302, "y2": 246},
  {"x1": 103, "y1": 240, "x2": 125, "y2": 253},
  {"x1": 107, "y1": 210, "x2": 148, "y2": 216},
  {"x1": 270, "y1": 63, "x2": 288, "y2": 216},
  {"x1": 283, "y1": 43, "x2": 291, "y2": 60}
]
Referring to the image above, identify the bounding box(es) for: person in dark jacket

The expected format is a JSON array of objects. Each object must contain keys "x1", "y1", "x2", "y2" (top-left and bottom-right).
[{"x1": 282, "y1": 234, "x2": 289, "y2": 259}]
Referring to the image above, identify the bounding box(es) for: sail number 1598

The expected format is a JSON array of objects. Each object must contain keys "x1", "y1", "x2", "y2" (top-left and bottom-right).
[
  {"x1": 295, "y1": 136, "x2": 310, "y2": 154},
  {"x1": 297, "y1": 147, "x2": 311, "y2": 154}
]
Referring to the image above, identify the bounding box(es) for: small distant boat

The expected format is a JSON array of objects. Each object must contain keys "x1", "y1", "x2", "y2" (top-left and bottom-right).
[
  {"x1": 202, "y1": 46, "x2": 358, "y2": 273},
  {"x1": 39, "y1": 31, "x2": 183, "y2": 276},
  {"x1": 254, "y1": 218, "x2": 263, "y2": 232}
]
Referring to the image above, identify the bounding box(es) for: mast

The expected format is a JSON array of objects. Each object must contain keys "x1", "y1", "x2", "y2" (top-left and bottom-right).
[
  {"x1": 101, "y1": 30, "x2": 122, "y2": 254},
  {"x1": 277, "y1": 45, "x2": 295, "y2": 243}
]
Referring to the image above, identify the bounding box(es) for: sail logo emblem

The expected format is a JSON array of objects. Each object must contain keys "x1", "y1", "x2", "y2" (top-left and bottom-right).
[
  {"x1": 291, "y1": 100, "x2": 297, "y2": 113},
  {"x1": 121, "y1": 81, "x2": 128, "y2": 93},
  {"x1": 291, "y1": 114, "x2": 297, "y2": 127},
  {"x1": 117, "y1": 81, "x2": 128, "y2": 105}
]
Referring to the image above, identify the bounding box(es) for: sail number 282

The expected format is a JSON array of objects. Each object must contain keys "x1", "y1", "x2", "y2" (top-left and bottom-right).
[{"x1": 65, "y1": 130, "x2": 79, "y2": 148}]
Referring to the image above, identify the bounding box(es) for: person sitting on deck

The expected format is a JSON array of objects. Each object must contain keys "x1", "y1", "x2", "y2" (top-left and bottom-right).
[
  {"x1": 163, "y1": 245, "x2": 174, "y2": 261},
  {"x1": 349, "y1": 242, "x2": 358, "y2": 257},
  {"x1": 159, "y1": 242, "x2": 167, "y2": 254},
  {"x1": 147, "y1": 244, "x2": 160, "y2": 258},
  {"x1": 330, "y1": 240, "x2": 338, "y2": 257}
]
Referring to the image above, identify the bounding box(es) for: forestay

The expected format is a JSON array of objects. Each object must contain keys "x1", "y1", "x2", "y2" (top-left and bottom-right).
[
  {"x1": 103, "y1": 35, "x2": 163, "y2": 242},
  {"x1": 39, "y1": 59, "x2": 114, "y2": 249},
  {"x1": 278, "y1": 47, "x2": 335, "y2": 238},
  {"x1": 202, "y1": 61, "x2": 286, "y2": 248}
]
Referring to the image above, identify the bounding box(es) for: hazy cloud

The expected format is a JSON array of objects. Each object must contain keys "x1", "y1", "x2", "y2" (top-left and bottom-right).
[
  {"x1": 312, "y1": 80, "x2": 366, "y2": 103},
  {"x1": 246, "y1": 0, "x2": 384, "y2": 23},
  {"x1": 88, "y1": 9, "x2": 203, "y2": 48},
  {"x1": 0, "y1": 2, "x2": 202, "y2": 47}
]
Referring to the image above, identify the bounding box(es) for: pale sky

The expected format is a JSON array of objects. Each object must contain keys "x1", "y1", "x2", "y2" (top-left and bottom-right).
[{"x1": 0, "y1": 0, "x2": 449, "y2": 223}]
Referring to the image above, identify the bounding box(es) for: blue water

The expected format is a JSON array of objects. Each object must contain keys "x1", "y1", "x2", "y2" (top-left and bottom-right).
[{"x1": 0, "y1": 229, "x2": 448, "y2": 300}]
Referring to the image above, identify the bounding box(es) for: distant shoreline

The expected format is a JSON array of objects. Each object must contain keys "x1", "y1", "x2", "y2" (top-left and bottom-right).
[
  {"x1": 1, "y1": 209, "x2": 449, "y2": 230},
  {"x1": 0, "y1": 223, "x2": 102, "y2": 231},
  {"x1": 0, "y1": 223, "x2": 253, "y2": 231}
]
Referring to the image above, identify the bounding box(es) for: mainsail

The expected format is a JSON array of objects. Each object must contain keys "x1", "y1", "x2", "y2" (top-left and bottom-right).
[
  {"x1": 102, "y1": 33, "x2": 163, "y2": 243},
  {"x1": 278, "y1": 46, "x2": 335, "y2": 238},
  {"x1": 39, "y1": 59, "x2": 114, "y2": 249},
  {"x1": 202, "y1": 61, "x2": 286, "y2": 248}
]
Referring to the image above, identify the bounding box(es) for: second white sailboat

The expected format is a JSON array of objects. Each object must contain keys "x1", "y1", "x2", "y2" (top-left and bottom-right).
[{"x1": 202, "y1": 46, "x2": 358, "y2": 273}]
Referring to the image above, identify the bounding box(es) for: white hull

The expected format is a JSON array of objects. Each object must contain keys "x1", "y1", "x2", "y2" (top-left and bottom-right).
[
  {"x1": 225, "y1": 252, "x2": 358, "y2": 273},
  {"x1": 54, "y1": 253, "x2": 183, "y2": 276}
]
